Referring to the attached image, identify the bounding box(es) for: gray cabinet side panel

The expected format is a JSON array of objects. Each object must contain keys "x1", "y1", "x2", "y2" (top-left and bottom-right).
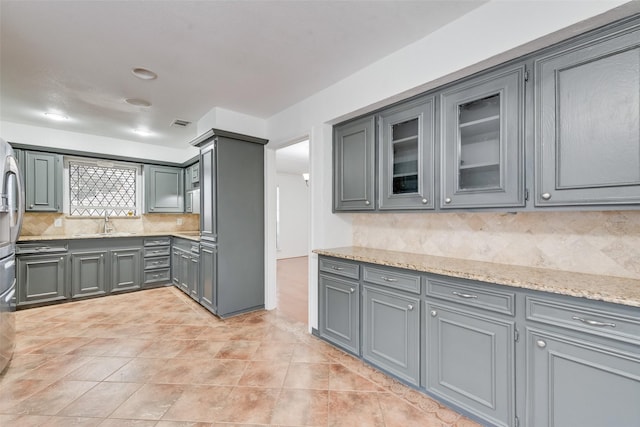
[{"x1": 216, "y1": 138, "x2": 264, "y2": 316}]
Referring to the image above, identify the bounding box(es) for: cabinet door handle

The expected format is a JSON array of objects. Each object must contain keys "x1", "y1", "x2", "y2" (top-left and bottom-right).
[
  {"x1": 364, "y1": 200, "x2": 370, "y2": 206},
  {"x1": 430, "y1": 310, "x2": 437, "y2": 317},
  {"x1": 421, "y1": 198, "x2": 428, "y2": 204},
  {"x1": 29, "y1": 204, "x2": 34, "y2": 209},
  {"x1": 541, "y1": 193, "x2": 552, "y2": 200},
  {"x1": 349, "y1": 288, "x2": 355, "y2": 293},
  {"x1": 331, "y1": 266, "x2": 344, "y2": 271},
  {"x1": 452, "y1": 291, "x2": 478, "y2": 299},
  {"x1": 381, "y1": 276, "x2": 397, "y2": 282},
  {"x1": 444, "y1": 198, "x2": 452, "y2": 204},
  {"x1": 536, "y1": 339, "x2": 547, "y2": 349},
  {"x1": 572, "y1": 316, "x2": 616, "y2": 328},
  {"x1": 407, "y1": 304, "x2": 414, "y2": 311}
]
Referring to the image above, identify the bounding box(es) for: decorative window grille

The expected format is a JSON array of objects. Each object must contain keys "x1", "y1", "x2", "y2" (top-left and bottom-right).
[{"x1": 69, "y1": 162, "x2": 137, "y2": 216}]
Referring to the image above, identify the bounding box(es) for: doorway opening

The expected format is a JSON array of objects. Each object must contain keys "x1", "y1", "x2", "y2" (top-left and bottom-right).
[{"x1": 274, "y1": 139, "x2": 310, "y2": 324}]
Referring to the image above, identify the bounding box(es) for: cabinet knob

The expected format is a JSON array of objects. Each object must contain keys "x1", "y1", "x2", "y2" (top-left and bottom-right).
[
  {"x1": 430, "y1": 310, "x2": 437, "y2": 317},
  {"x1": 407, "y1": 304, "x2": 414, "y2": 311},
  {"x1": 29, "y1": 204, "x2": 34, "y2": 209},
  {"x1": 349, "y1": 288, "x2": 355, "y2": 293},
  {"x1": 364, "y1": 200, "x2": 370, "y2": 206},
  {"x1": 60, "y1": 257, "x2": 64, "y2": 261},
  {"x1": 536, "y1": 339, "x2": 547, "y2": 349},
  {"x1": 421, "y1": 198, "x2": 428, "y2": 204},
  {"x1": 541, "y1": 193, "x2": 551, "y2": 200},
  {"x1": 444, "y1": 198, "x2": 452, "y2": 204},
  {"x1": 150, "y1": 207, "x2": 154, "y2": 211}
]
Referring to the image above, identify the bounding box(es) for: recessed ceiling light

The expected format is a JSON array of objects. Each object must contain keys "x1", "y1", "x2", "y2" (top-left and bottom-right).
[
  {"x1": 133, "y1": 128, "x2": 153, "y2": 137},
  {"x1": 125, "y1": 98, "x2": 152, "y2": 107},
  {"x1": 131, "y1": 67, "x2": 157, "y2": 80},
  {"x1": 44, "y1": 112, "x2": 69, "y2": 121}
]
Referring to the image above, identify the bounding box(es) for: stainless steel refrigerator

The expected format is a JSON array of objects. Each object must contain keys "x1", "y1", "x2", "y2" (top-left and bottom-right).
[{"x1": 0, "y1": 138, "x2": 24, "y2": 374}]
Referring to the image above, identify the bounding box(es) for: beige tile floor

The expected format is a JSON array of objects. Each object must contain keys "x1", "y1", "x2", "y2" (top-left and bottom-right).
[{"x1": 0, "y1": 287, "x2": 480, "y2": 426}]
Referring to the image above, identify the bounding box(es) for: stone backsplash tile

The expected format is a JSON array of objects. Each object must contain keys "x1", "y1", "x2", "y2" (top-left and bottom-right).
[
  {"x1": 20, "y1": 213, "x2": 200, "y2": 237},
  {"x1": 352, "y1": 211, "x2": 640, "y2": 280}
]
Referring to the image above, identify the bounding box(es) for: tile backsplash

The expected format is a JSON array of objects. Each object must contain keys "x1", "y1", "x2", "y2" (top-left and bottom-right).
[
  {"x1": 20, "y1": 213, "x2": 200, "y2": 237},
  {"x1": 353, "y1": 211, "x2": 640, "y2": 279}
]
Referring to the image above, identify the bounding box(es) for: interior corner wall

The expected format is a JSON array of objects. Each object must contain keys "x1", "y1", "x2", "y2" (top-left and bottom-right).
[{"x1": 276, "y1": 172, "x2": 309, "y2": 259}]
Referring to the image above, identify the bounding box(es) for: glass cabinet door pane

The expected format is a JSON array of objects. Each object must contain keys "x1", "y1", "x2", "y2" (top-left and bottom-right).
[
  {"x1": 392, "y1": 118, "x2": 419, "y2": 194},
  {"x1": 458, "y1": 94, "x2": 501, "y2": 190}
]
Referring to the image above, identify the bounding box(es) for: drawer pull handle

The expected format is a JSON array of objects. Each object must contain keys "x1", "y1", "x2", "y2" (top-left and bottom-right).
[
  {"x1": 572, "y1": 316, "x2": 616, "y2": 328},
  {"x1": 407, "y1": 304, "x2": 414, "y2": 311},
  {"x1": 452, "y1": 291, "x2": 478, "y2": 299},
  {"x1": 331, "y1": 266, "x2": 344, "y2": 271},
  {"x1": 536, "y1": 339, "x2": 547, "y2": 349},
  {"x1": 381, "y1": 276, "x2": 398, "y2": 282}
]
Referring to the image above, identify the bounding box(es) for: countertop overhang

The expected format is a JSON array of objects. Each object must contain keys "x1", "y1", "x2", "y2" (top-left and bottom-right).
[
  {"x1": 18, "y1": 231, "x2": 201, "y2": 242},
  {"x1": 314, "y1": 246, "x2": 640, "y2": 308}
]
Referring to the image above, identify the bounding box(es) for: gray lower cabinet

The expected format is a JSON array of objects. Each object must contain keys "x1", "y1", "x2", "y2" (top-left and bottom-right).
[
  {"x1": 178, "y1": 250, "x2": 190, "y2": 293},
  {"x1": 378, "y1": 97, "x2": 435, "y2": 210},
  {"x1": 526, "y1": 328, "x2": 640, "y2": 427},
  {"x1": 425, "y1": 301, "x2": 515, "y2": 427},
  {"x1": 318, "y1": 273, "x2": 360, "y2": 355},
  {"x1": 334, "y1": 116, "x2": 376, "y2": 211},
  {"x1": 145, "y1": 165, "x2": 184, "y2": 213},
  {"x1": 171, "y1": 247, "x2": 181, "y2": 285},
  {"x1": 24, "y1": 151, "x2": 62, "y2": 212},
  {"x1": 110, "y1": 248, "x2": 142, "y2": 292},
  {"x1": 440, "y1": 65, "x2": 525, "y2": 208},
  {"x1": 17, "y1": 253, "x2": 68, "y2": 306},
  {"x1": 188, "y1": 250, "x2": 199, "y2": 301},
  {"x1": 71, "y1": 250, "x2": 107, "y2": 298},
  {"x1": 535, "y1": 21, "x2": 640, "y2": 206},
  {"x1": 199, "y1": 242, "x2": 217, "y2": 313},
  {"x1": 143, "y1": 237, "x2": 171, "y2": 287},
  {"x1": 362, "y1": 284, "x2": 420, "y2": 386}
]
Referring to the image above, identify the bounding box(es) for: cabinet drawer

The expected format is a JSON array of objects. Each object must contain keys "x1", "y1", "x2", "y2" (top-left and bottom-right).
[
  {"x1": 363, "y1": 266, "x2": 420, "y2": 294},
  {"x1": 426, "y1": 277, "x2": 515, "y2": 316},
  {"x1": 144, "y1": 237, "x2": 171, "y2": 247},
  {"x1": 144, "y1": 246, "x2": 171, "y2": 257},
  {"x1": 143, "y1": 268, "x2": 171, "y2": 284},
  {"x1": 143, "y1": 256, "x2": 170, "y2": 270},
  {"x1": 526, "y1": 296, "x2": 640, "y2": 346},
  {"x1": 319, "y1": 258, "x2": 359, "y2": 280}
]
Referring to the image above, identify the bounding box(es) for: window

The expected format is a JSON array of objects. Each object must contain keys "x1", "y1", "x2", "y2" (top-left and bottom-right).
[{"x1": 68, "y1": 160, "x2": 138, "y2": 216}]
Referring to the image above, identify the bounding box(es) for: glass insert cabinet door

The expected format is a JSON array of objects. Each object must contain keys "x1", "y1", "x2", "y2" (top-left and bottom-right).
[
  {"x1": 441, "y1": 66, "x2": 525, "y2": 208},
  {"x1": 379, "y1": 97, "x2": 435, "y2": 210}
]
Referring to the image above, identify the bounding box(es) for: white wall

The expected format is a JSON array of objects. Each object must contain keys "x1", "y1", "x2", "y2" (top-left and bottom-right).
[
  {"x1": 276, "y1": 172, "x2": 309, "y2": 259},
  {"x1": 263, "y1": 1, "x2": 634, "y2": 331},
  {"x1": 1, "y1": 121, "x2": 197, "y2": 163}
]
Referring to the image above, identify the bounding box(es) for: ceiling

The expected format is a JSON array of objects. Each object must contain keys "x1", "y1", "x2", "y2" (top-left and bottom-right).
[{"x1": 0, "y1": 0, "x2": 487, "y2": 149}]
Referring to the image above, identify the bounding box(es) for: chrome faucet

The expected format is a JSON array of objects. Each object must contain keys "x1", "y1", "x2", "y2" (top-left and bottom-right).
[{"x1": 103, "y1": 210, "x2": 114, "y2": 234}]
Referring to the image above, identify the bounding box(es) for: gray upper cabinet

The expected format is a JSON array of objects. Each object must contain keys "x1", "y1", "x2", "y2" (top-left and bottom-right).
[
  {"x1": 334, "y1": 116, "x2": 376, "y2": 211},
  {"x1": 441, "y1": 66, "x2": 525, "y2": 208},
  {"x1": 379, "y1": 97, "x2": 435, "y2": 210},
  {"x1": 535, "y1": 22, "x2": 640, "y2": 206},
  {"x1": 24, "y1": 151, "x2": 62, "y2": 212},
  {"x1": 71, "y1": 250, "x2": 107, "y2": 298},
  {"x1": 145, "y1": 165, "x2": 184, "y2": 213}
]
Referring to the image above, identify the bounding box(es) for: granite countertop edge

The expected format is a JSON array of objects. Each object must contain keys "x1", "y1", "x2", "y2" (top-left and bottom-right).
[
  {"x1": 18, "y1": 231, "x2": 201, "y2": 242},
  {"x1": 314, "y1": 246, "x2": 640, "y2": 308}
]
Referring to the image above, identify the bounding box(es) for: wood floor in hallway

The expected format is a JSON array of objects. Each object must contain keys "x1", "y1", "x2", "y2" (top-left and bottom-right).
[{"x1": 276, "y1": 256, "x2": 309, "y2": 324}]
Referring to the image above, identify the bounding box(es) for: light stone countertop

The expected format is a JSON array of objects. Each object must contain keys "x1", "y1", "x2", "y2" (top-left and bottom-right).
[
  {"x1": 314, "y1": 246, "x2": 640, "y2": 308},
  {"x1": 18, "y1": 231, "x2": 201, "y2": 242}
]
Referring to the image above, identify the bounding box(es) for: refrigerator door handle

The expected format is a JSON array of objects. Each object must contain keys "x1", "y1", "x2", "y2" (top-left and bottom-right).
[{"x1": 5, "y1": 155, "x2": 24, "y2": 243}]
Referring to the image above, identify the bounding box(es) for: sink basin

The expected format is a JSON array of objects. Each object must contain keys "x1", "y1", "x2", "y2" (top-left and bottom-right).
[{"x1": 72, "y1": 232, "x2": 137, "y2": 238}]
